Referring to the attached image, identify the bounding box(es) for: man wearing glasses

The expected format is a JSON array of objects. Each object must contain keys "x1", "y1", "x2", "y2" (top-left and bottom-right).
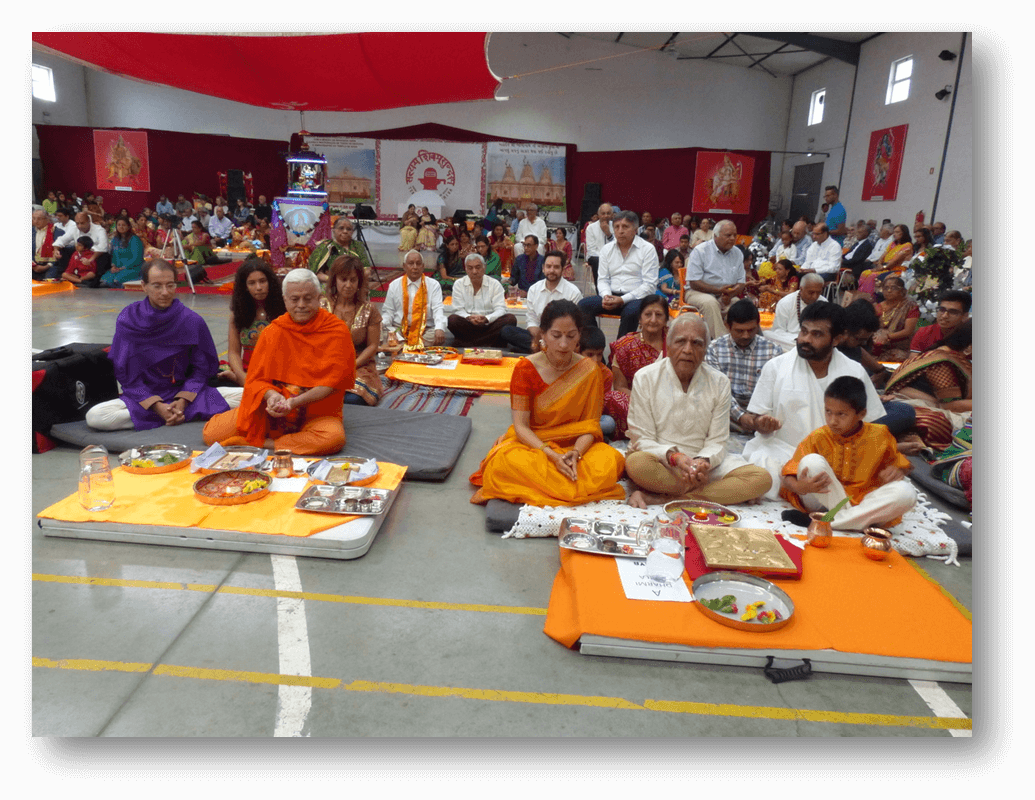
[{"x1": 910, "y1": 290, "x2": 971, "y2": 353}]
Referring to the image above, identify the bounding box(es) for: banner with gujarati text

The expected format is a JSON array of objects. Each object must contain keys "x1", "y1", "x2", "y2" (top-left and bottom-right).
[
  {"x1": 93, "y1": 129, "x2": 150, "y2": 192},
  {"x1": 691, "y1": 151, "x2": 754, "y2": 216}
]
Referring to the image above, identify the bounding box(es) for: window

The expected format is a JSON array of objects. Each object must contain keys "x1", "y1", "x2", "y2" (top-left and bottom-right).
[
  {"x1": 808, "y1": 88, "x2": 825, "y2": 126},
  {"x1": 886, "y1": 56, "x2": 912, "y2": 105},
  {"x1": 32, "y1": 64, "x2": 55, "y2": 102}
]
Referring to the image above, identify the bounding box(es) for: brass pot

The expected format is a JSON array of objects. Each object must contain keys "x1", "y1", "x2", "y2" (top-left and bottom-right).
[
  {"x1": 806, "y1": 512, "x2": 833, "y2": 548},
  {"x1": 861, "y1": 527, "x2": 893, "y2": 561}
]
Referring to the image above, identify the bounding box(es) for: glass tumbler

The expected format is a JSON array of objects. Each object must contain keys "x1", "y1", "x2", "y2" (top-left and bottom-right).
[
  {"x1": 645, "y1": 523, "x2": 685, "y2": 585},
  {"x1": 78, "y1": 444, "x2": 115, "y2": 512}
]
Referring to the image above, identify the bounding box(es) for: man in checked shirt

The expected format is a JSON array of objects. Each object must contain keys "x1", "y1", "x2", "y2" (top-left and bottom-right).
[{"x1": 705, "y1": 299, "x2": 783, "y2": 432}]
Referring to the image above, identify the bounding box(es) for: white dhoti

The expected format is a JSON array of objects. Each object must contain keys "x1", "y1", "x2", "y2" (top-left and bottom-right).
[
  {"x1": 793, "y1": 453, "x2": 917, "y2": 531},
  {"x1": 86, "y1": 386, "x2": 243, "y2": 431}
]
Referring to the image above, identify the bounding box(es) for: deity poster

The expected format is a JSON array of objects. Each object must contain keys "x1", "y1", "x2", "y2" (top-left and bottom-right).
[
  {"x1": 93, "y1": 129, "x2": 150, "y2": 192},
  {"x1": 691, "y1": 151, "x2": 754, "y2": 216},
  {"x1": 861, "y1": 125, "x2": 908, "y2": 202}
]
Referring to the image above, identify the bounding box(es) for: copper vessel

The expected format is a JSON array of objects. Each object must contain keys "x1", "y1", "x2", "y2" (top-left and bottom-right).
[
  {"x1": 861, "y1": 527, "x2": 893, "y2": 561},
  {"x1": 272, "y1": 449, "x2": 294, "y2": 478},
  {"x1": 806, "y1": 512, "x2": 833, "y2": 548}
]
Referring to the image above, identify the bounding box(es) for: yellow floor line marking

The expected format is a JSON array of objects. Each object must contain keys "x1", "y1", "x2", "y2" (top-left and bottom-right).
[
  {"x1": 32, "y1": 573, "x2": 546, "y2": 616},
  {"x1": 907, "y1": 561, "x2": 972, "y2": 621},
  {"x1": 31, "y1": 656, "x2": 970, "y2": 730}
]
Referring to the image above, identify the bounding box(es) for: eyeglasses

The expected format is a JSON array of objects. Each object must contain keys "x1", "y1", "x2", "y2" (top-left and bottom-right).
[{"x1": 936, "y1": 306, "x2": 964, "y2": 317}]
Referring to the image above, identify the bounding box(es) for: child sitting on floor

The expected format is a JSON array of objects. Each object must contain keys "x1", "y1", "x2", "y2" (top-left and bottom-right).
[
  {"x1": 780, "y1": 376, "x2": 917, "y2": 531},
  {"x1": 61, "y1": 235, "x2": 97, "y2": 285},
  {"x1": 577, "y1": 326, "x2": 616, "y2": 439}
]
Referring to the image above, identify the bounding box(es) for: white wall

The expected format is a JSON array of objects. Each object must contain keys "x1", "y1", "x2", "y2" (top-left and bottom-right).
[
  {"x1": 777, "y1": 31, "x2": 971, "y2": 235},
  {"x1": 31, "y1": 49, "x2": 91, "y2": 157}
]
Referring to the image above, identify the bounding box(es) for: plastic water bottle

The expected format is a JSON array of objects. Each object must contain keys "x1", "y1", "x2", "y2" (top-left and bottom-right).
[{"x1": 78, "y1": 445, "x2": 116, "y2": 512}]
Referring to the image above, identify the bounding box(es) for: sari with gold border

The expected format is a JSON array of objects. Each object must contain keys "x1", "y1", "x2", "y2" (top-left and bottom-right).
[{"x1": 470, "y1": 357, "x2": 625, "y2": 506}]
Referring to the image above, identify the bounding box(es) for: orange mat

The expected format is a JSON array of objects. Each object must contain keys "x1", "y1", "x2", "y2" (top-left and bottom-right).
[
  {"x1": 32, "y1": 281, "x2": 74, "y2": 296},
  {"x1": 544, "y1": 537, "x2": 971, "y2": 664},
  {"x1": 38, "y1": 460, "x2": 407, "y2": 538},
  {"x1": 443, "y1": 296, "x2": 527, "y2": 310},
  {"x1": 387, "y1": 357, "x2": 517, "y2": 392}
]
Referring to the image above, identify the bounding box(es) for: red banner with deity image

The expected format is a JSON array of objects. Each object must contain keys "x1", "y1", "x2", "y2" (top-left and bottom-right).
[
  {"x1": 691, "y1": 151, "x2": 754, "y2": 216},
  {"x1": 93, "y1": 129, "x2": 151, "y2": 192},
  {"x1": 861, "y1": 125, "x2": 908, "y2": 202}
]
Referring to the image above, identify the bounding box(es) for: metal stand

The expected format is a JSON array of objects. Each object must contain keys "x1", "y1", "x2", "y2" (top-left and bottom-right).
[
  {"x1": 352, "y1": 221, "x2": 383, "y2": 287},
  {"x1": 156, "y1": 227, "x2": 196, "y2": 293}
]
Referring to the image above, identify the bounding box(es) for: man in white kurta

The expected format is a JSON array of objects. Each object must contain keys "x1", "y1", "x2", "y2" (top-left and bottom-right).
[
  {"x1": 382, "y1": 249, "x2": 448, "y2": 347},
  {"x1": 626, "y1": 315, "x2": 772, "y2": 508},
  {"x1": 742, "y1": 303, "x2": 884, "y2": 500},
  {"x1": 762, "y1": 273, "x2": 827, "y2": 350}
]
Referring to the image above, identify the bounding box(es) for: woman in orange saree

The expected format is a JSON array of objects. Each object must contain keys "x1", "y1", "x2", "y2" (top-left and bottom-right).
[{"x1": 470, "y1": 300, "x2": 626, "y2": 506}]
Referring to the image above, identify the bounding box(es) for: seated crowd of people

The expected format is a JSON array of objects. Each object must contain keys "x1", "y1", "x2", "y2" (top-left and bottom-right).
[
  {"x1": 44, "y1": 187, "x2": 972, "y2": 528},
  {"x1": 33, "y1": 190, "x2": 276, "y2": 287}
]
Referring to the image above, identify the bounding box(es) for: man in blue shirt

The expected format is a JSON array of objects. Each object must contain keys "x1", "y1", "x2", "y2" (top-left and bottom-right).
[{"x1": 824, "y1": 185, "x2": 848, "y2": 246}]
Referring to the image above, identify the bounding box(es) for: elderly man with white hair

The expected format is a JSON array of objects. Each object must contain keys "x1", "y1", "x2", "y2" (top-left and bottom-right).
[
  {"x1": 515, "y1": 203, "x2": 548, "y2": 257},
  {"x1": 446, "y1": 252, "x2": 517, "y2": 346},
  {"x1": 203, "y1": 268, "x2": 356, "y2": 455},
  {"x1": 763, "y1": 272, "x2": 827, "y2": 350},
  {"x1": 625, "y1": 314, "x2": 772, "y2": 509},
  {"x1": 382, "y1": 249, "x2": 448, "y2": 347},
  {"x1": 683, "y1": 219, "x2": 746, "y2": 338}
]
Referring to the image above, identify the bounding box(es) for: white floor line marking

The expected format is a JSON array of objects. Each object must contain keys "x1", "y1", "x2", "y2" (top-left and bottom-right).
[
  {"x1": 271, "y1": 554, "x2": 312, "y2": 737},
  {"x1": 908, "y1": 679, "x2": 971, "y2": 737}
]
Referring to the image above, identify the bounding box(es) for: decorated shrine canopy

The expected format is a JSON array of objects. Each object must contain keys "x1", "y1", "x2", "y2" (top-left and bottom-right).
[{"x1": 31, "y1": 32, "x2": 501, "y2": 112}]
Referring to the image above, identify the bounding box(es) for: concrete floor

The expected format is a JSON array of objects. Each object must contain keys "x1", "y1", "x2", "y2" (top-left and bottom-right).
[{"x1": 30, "y1": 284, "x2": 972, "y2": 737}]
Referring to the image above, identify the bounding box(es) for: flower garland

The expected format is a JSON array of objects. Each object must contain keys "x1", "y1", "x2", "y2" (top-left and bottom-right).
[{"x1": 910, "y1": 245, "x2": 961, "y2": 304}]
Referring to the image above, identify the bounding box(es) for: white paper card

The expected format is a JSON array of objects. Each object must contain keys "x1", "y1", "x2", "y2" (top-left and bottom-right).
[
  {"x1": 779, "y1": 533, "x2": 806, "y2": 551},
  {"x1": 269, "y1": 476, "x2": 310, "y2": 493},
  {"x1": 423, "y1": 359, "x2": 460, "y2": 371},
  {"x1": 615, "y1": 558, "x2": 693, "y2": 603}
]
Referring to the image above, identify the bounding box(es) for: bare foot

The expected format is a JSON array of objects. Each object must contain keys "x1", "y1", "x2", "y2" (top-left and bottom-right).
[{"x1": 628, "y1": 490, "x2": 649, "y2": 509}]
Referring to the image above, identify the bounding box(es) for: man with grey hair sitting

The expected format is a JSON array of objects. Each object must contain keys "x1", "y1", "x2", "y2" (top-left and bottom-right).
[
  {"x1": 446, "y1": 252, "x2": 516, "y2": 346},
  {"x1": 683, "y1": 219, "x2": 745, "y2": 338},
  {"x1": 625, "y1": 314, "x2": 772, "y2": 509},
  {"x1": 763, "y1": 272, "x2": 827, "y2": 350},
  {"x1": 579, "y1": 209, "x2": 660, "y2": 338},
  {"x1": 203, "y1": 268, "x2": 355, "y2": 455}
]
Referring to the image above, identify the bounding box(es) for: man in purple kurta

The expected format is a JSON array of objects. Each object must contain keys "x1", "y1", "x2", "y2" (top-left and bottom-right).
[{"x1": 85, "y1": 260, "x2": 240, "y2": 431}]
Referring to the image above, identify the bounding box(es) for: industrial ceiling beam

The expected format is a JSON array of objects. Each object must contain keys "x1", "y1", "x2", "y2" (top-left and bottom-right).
[{"x1": 743, "y1": 33, "x2": 863, "y2": 65}]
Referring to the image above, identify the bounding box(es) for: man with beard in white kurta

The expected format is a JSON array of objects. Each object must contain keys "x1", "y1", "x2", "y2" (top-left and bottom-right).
[{"x1": 740, "y1": 301, "x2": 884, "y2": 500}]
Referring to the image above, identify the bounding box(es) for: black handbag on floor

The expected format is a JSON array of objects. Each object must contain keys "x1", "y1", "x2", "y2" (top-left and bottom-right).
[{"x1": 32, "y1": 343, "x2": 119, "y2": 452}]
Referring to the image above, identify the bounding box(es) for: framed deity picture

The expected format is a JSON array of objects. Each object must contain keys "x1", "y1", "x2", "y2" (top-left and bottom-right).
[{"x1": 861, "y1": 125, "x2": 908, "y2": 202}]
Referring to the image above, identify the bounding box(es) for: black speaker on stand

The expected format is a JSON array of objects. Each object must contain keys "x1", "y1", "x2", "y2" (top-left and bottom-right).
[
  {"x1": 579, "y1": 182, "x2": 602, "y2": 228},
  {"x1": 226, "y1": 170, "x2": 246, "y2": 206}
]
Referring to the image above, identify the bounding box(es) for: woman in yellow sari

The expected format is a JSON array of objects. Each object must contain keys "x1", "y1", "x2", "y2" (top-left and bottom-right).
[{"x1": 471, "y1": 299, "x2": 626, "y2": 506}]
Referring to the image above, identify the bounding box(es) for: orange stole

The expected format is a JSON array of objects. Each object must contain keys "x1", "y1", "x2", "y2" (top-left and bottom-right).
[
  {"x1": 400, "y1": 275, "x2": 428, "y2": 346},
  {"x1": 470, "y1": 358, "x2": 625, "y2": 507}
]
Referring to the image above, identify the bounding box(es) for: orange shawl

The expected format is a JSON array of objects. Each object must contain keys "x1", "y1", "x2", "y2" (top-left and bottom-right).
[
  {"x1": 400, "y1": 275, "x2": 428, "y2": 346},
  {"x1": 237, "y1": 309, "x2": 356, "y2": 445}
]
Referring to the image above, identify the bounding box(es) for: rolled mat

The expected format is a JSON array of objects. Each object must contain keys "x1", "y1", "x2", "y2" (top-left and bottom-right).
[
  {"x1": 544, "y1": 537, "x2": 971, "y2": 665},
  {"x1": 37, "y1": 460, "x2": 407, "y2": 538}
]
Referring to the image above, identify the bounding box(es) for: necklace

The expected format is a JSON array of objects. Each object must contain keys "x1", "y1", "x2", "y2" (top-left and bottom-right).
[{"x1": 545, "y1": 351, "x2": 574, "y2": 372}]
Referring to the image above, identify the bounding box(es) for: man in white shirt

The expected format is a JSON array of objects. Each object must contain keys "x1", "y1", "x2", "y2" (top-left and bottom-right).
[
  {"x1": 446, "y1": 253, "x2": 516, "y2": 346},
  {"x1": 501, "y1": 250, "x2": 582, "y2": 353},
  {"x1": 866, "y1": 224, "x2": 893, "y2": 265},
  {"x1": 179, "y1": 210, "x2": 199, "y2": 234},
  {"x1": 741, "y1": 302, "x2": 884, "y2": 499},
  {"x1": 382, "y1": 249, "x2": 447, "y2": 347},
  {"x1": 579, "y1": 210, "x2": 660, "y2": 339},
  {"x1": 763, "y1": 272, "x2": 827, "y2": 350},
  {"x1": 208, "y1": 205, "x2": 234, "y2": 243},
  {"x1": 54, "y1": 211, "x2": 110, "y2": 282},
  {"x1": 683, "y1": 219, "x2": 745, "y2": 338},
  {"x1": 625, "y1": 314, "x2": 772, "y2": 509},
  {"x1": 799, "y1": 223, "x2": 843, "y2": 280},
  {"x1": 514, "y1": 203, "x2": 548, "y2": 257},
  {"x1": 585, "y1": 203, "x2": 615, "y2": 284}
]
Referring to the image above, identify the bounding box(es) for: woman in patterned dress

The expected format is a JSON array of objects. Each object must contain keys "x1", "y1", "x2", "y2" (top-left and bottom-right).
[
  {"x1": 321, "y1": 255, "x2": 384, "y2": 406},
  {"x1": 222, "y1": 258, "x2": 287, "y2": 387}
]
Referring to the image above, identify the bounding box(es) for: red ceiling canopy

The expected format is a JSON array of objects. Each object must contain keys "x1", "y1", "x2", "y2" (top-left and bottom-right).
[{"x1": 32, "y1": 32, "x2": 502, "y2": 112}]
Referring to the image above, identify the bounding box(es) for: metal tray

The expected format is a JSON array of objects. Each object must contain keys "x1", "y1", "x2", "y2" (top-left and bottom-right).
[
  {"x1": 118, "y1": 443, "x2": 192, "y2": 474},
  {"x1": 557, "y1": 517, "x2": 657, "y2": 559},
  {"x1": 394, "y1": 352, "x2": 443, "y2": 365},
  {"x1": 193, "y1": 469, "x2": 272, "y2": 506},
  {"x1": 305, "y1": 457, "x2": 379, "y2": 487},
  {"x1": 663, "y1": 499, "x2": 740, "y2": 526},
  {"x1": 691, "y1": 571, "x2": 795, "y2": 632},
  {"x1": 295, "y1": 484, "x2": 393, "y2": 516}
]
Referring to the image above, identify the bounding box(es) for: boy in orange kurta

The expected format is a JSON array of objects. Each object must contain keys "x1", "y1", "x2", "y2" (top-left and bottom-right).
[{"x1": 781, "y1": 376, "x2": 916, "y2": 531}]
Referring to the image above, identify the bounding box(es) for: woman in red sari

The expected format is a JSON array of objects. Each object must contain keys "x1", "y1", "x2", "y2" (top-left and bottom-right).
[
  {"x1": 470, "y1": 300, "x2": 625, "y2": 507},
  {"x1": 489, "y1": 222, "x2": 513, "y2": 278},
  {"x1": 603, "y1": 295, "x2": 669, "y2": 440}
]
